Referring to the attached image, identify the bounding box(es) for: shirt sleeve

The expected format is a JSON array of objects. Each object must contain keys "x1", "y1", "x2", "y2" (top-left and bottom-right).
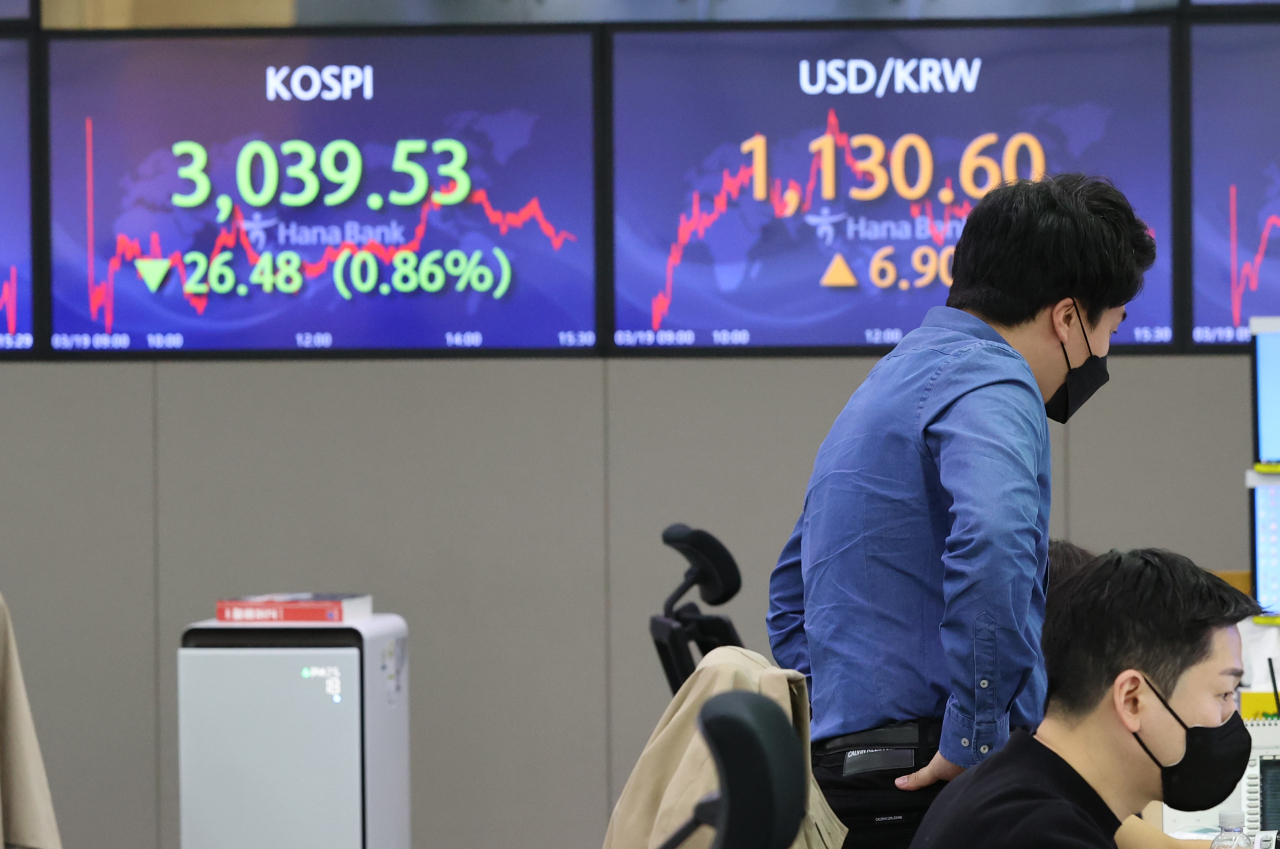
[
  {"x1": 924, "y1": 376, "x2": 1046, "y2": 768},
  {"x1": 767, "y1": 513, "x2": 811, "y2": 679}
]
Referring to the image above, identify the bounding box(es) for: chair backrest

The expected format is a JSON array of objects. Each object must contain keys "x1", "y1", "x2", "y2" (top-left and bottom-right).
[
  {"x1": 651, "y1": 605, "x2": 745, "y2": 694},
  {"x1": 698, "y1": 690, "x2": 807, "y2": 849},
  {"x1": 662, "y1": 524, "x2": 742, "y2": 607},
  {"x1": 652, "y1": 524, "x2": 746, "y2": 693}
]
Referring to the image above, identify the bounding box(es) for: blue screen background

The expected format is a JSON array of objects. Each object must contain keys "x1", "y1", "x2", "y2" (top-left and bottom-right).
[
  {"x1": 49, "y1": 35, "x2": 596, "y2": 352},
  {"x1": 612, "y1": 27, "x2": 1173, "y2": 349}
]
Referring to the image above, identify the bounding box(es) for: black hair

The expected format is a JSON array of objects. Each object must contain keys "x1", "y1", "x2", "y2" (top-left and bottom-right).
[
  {"x1": 1043, "y1": 548, "x2": 1261, "y2": 716},
  {"x1": 1048, "y1": 539, "x2": 1095, "y2": 588},
  {"x1": 946, "y1": 175, "x2": 1156, "y2": 327}
]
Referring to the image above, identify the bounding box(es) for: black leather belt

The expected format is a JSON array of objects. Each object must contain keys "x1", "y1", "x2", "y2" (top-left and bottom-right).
[
  {"x1": 813, "y1": 719, "x2": 943, "y2": 777},
  {"x1": 813, "y1": 719, "x2": 943, "y2": 755}
]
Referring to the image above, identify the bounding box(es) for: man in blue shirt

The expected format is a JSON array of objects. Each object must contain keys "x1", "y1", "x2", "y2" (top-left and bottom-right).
[{"x1": 767, "y1": 175, "x2": 1156, "y2": 848}]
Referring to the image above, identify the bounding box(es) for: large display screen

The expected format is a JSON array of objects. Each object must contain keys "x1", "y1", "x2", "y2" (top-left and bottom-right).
[
  {"x1": 0, "y1": 39, "x2": 30, "y2": 350},
  {"x1": 612, "y1": 27, "x2": 1173, "y2": 350},
  {"x1": 49, "y1": 35, "x2": 596, "y2": 352},
  {"x1": 1192, "y1": 25, "x2": 1280, "y2": 345}
]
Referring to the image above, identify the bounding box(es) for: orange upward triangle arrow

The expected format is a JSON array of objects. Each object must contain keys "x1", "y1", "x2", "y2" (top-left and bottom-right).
[{"x1": 820, "y1": 253, "x2": 857, "y2": 287}]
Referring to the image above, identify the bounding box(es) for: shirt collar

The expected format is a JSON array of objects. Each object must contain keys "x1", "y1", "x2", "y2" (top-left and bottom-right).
[
  {"x1": 921, "y1": 306, "x2": 1010, "y2": 347},
  {"x1": 1014, "y1": 731, "x2": 1123, "y2": 837}
]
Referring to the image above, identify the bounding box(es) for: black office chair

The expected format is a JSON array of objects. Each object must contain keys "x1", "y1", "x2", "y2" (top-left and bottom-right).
[
  {"x1": 651, "y1": 523, "x2": 745, "y2": 694},
  {"x1": 655, "y1": 691, "x2": 807, "y2": 849}
]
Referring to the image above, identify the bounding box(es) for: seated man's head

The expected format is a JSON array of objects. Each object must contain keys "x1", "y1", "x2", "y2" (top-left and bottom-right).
[
  {"x1": 1048, "y1": 539, "x2": 1095, "y2": 586},
  {"x1": 1041, "y1": 548, "x2": 1262, "y2": 813}
]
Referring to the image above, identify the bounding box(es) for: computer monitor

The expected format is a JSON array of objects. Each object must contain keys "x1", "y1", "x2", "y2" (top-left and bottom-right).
[
  {"x1": 1260, "y1": 329, "x2": 1280, "y2": 464},
  {"x1": 1256, "y1": 322, "x2": 1280, "y2": 609},
  {"x1": 1257, "y1": 485, "x2": 1280, "y2": 612}
]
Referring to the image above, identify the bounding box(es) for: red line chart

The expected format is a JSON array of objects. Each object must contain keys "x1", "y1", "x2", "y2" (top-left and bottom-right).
[
  {"x1": 651, "y1": 108, "x2": 971, "y2": 332},
  {"x1": 0, "y1": 266, "x2": 18, "y2": 335},
  {"x1": 84, "y1": 117, "x2": 576, "y2": 334},
  {"x1": 1229, "y1": 183, "x2": 1280, "y2": 328},
  {"x1": 910, "y1": 190, "x2": 972, "y2": 247}
]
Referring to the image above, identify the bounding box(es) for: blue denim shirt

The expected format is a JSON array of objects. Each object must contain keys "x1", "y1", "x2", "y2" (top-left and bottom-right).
[{"x1": 767, "y1": 307, "x2": 1050, "y2": 768}]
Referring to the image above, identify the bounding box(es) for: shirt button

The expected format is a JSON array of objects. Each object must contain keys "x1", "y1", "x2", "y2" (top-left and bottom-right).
[
  {"x1": 961, "y1": 738, "x2": 970, "y2": 747},
  {"x1": 980, "y1": 745, "x2": 990, "y2": 754},
  {"x1": 980, "y1": 680, "x2": 989, "y2": 689}
]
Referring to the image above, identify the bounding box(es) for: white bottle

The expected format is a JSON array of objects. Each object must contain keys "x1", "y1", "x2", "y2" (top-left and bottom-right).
[{"x1": 1210, "y1": 811, "x2": 1253, "y2": 849}]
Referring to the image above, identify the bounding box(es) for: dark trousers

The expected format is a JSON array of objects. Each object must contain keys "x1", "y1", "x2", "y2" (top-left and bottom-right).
[{"x1": 812, "y1": 742, "x2": 946, "y2": 849}]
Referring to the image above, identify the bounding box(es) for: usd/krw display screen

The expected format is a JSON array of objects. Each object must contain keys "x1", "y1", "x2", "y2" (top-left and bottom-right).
[
  {"x1": 0, "y1": 39, "x2": 30, "y2": 350},
  {"x1": 612, "y1": 27, "x2": 1172, "y2": 349},
  {"x1": 1192, "y1": 25, "x2": 1280, "y2": 345},
  {"x1": 49, "y1": 35, "x2": 595, "y2": 352}
]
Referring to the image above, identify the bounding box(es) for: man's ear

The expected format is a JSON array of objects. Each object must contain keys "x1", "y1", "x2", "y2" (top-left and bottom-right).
[
  {"x1": 1113, "y1": 669, "x2": 1145, "y2": 733},
  {"x1": 1050, "y1": 297, "x2": 1077, "y2": 346}
]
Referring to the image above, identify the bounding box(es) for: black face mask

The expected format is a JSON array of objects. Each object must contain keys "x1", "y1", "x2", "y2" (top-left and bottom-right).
[
  {"x1": 1044, "y1": 302, "x2": 1109, "y2": 424},
  {"x1": 1132, "y1": 675, "x2": 1252, "y2": 812}
]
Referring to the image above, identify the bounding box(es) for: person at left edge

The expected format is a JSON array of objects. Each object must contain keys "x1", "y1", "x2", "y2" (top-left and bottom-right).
[{"x1": 767, "y1": 176, "x2": 1156, "y2": 848}]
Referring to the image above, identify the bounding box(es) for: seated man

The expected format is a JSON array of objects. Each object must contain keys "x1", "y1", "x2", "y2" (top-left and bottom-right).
[{"x1": 911, "y1": 548, "x2": 1261, "y2": 849}]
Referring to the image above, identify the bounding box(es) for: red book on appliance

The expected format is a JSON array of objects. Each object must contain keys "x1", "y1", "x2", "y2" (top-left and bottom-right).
[{"x1": 216, "y1": 593, "x2": 372, "y2": 623}]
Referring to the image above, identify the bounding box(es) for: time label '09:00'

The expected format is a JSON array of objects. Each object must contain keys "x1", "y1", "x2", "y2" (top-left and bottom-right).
[{"x1": 53, "y1": 333, "x2": 130, "y2": 350}]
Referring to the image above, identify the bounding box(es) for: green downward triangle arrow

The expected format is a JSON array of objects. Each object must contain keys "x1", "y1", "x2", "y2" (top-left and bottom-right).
[{"x1": 135, "y1": 258, "x2": 173, "y2": 293}]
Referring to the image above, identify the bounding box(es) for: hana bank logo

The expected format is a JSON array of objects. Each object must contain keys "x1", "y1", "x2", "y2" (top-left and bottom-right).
[
  {"x1": 266, "y1": 64, "x2": 373, "y2": 101},
  {"x1": 799, "y1": 58, "x2": 981, "y2": 97}
]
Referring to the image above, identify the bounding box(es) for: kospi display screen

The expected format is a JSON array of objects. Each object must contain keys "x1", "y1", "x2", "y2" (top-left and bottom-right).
[
  {"x1": 0, "y1": 39, "x2": 30, "y2": 350},
  {"x1": 49, "y1": 35, "x2": 596, "y2": 352},
  {"x1": 612, "y1": 27, "x2": 1173, "y2": 350},
  {"x1": 1192, "y1": 25, "x2": 1280, "y2": 345}
]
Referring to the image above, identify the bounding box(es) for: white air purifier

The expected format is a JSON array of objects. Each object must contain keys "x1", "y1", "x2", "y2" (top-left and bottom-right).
[{"x1": 178, "y1": 614, "x2": 409, "y2": 849}]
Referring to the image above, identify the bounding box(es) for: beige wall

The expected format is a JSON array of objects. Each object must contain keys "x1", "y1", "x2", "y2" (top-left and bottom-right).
[{"x1": 0, "y1": 353, "x2": 1254, "y2": 849}]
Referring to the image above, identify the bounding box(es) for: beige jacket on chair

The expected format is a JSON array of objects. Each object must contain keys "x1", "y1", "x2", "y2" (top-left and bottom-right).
[
  {"x1": 604, "y1": 646, "x2": 846, "y2": 849},
  {"x1": 0, "y1": 593, "x2": 61, "y2": 849}
]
